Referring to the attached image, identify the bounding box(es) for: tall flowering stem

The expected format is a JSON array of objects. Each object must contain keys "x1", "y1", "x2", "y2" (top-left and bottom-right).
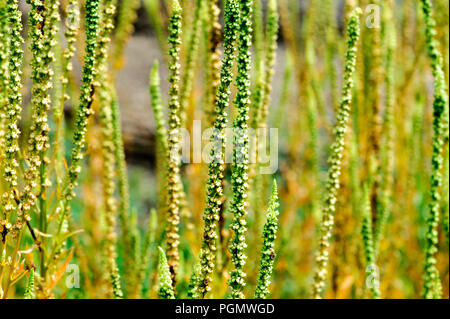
[
  {"x1": 0, "y1": 0, "x2": 24, "y2": 299},
  {"x1": 420, "y1": 0, "x2": 449, "y2": 299},
  {"x1": 1, "y1": 0, "x2": 24, "y2": 239},
  {"x1": 59, "y1": 0, "x2": 101, "y2": 232},
  {"x1": 197, "y1": 0, "x2": 239, "y2": 298},
  {"x1": 165, "y1": 0, "x2": 183, "y2": 286},
  {"x1": 97, "y1": 0, "x2": 123, "y2": 299},
  {"x1": 53, "y1": 0, "x2": 80, "y2": 185},
  {"x1": 0, "y1": 0, "x2": 8, "y2": 159},
  {"x1": 25, "y1": 0, "x2": 60, "y2": 280},
  {"x1": 312, "y1": 8, "x2": 361, "y2": 299},
  {"x1": 254, "y1": 180, "x2": 279, "y2": 299},
  {"x1": 374, "y1": 0, "x2": 396, "y2": 252},
  {"x1": 228, "y1": 0, "x2": 253, "y2": 300}
]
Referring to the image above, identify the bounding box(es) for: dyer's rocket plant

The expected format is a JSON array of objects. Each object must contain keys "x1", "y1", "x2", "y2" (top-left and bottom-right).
[
  {"x1": 0, "y1": 0, "x2": 9, "y2": 161},
  {"x1": 228, "y1": 0, "x2": 253, "y2": 300},
  {"x1": 26, "y1": 0, "x2": 60, "y2": 282},
  {"x1": 374, "y1": 0, "x2": 396, "y2": 252},
  {"x1": 165, "y1": 0, "x2": 183, "y2": 285},
  {"x1": 420, "y1": 0, "x2": 449, "y2": 300},
  {"x1": 61, "y1": 0, "x2": 101, "y2": 218},
  {"x1": 158, "y1": 247, "x2": 175, "y2": 299},
  {"x1": 53, "y1": 0, "x2": 80, "y2": 185},
  {"x1": 96, "y1": 0, "x2": 123, "y2": 299},
  {"x1": 197, "y1": 0, "x2": 239, "y2": 298},
  {"x1": 254, "y1": 180, "x2": 279, "y2": 299},
  {"x1": 1, "y1": 0, "x2": 24, "y2": 239},
  {"x1": 312, "y1": 8, "x2": 361, "y2": 299}
]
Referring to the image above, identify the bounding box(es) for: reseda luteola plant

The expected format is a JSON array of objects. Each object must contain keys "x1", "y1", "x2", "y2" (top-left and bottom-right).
[
  {"x1": 61, "y1": 0, "x2": 101, "y2": 220},
  {"x1": 53, "y1": 0, "x2": 79, "y2": 186},
  {"x1": 25, "y1": 0, "x2": 60, "y2": 293},
  {"x1": 254, "y1": 180, "x2": 279, "y2": 299},
  {"x1": 1, "y1": 0, "x2": 23, "y2": 241},
  {"x1": 197, "y1": 0, "x2": 239, "y2": 298},
  {"x1": 165, "y1": 0, "x2": 183, "y2": 285},
  {"x1": 0, "y1": 0, "x2": 448, "y2": 300},
  {"x1": 96, "y1": 0, "x2": 123, "y2": 299},
  {"x1": 312, "y1": 8, "x2": 361, "y2": 299},
  {"x1": 420, "y1": 0, "x2": 449, "y2": 300},
  {"x1": 228, "y1": 0, "x2": 253, "y2": 300},
  {"x1": 1, "y1": 0, "x2": 24, "y2": 298},
  {"x1": 0, "y1": 1, "x2": 7, "y2": 158}
]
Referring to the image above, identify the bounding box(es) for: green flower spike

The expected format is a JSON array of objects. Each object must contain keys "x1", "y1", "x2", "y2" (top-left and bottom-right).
[
  {"x1": 158, "y1": 247, "x2": 176, "y2": 299},
  {"x1": 165, "y1": 0, "x2": 183, "y2": 286},
  {"x1": 228, "y1": 0, "x2": 253, "y2": 300},
  {"x1": 312, "y1": 8, "x2": 361, "y2": 299},
  {"x1": 420, "y1": 0, "x2": 449, "y2": 300},
  {"x1": 197, "y1": 0, "x2": 239, "y2": 298},
  {"x1": 254, "y1": 179, "x2": 280, "y2": 299},
  {"x1": 1, "y1": 0, "x2": 24, "y2": 237}
]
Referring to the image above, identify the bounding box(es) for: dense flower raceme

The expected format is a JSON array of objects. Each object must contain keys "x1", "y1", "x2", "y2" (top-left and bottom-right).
[
  {"x1": 420, "y1": 0, "x2": 449, "y2": 300},
  {"x1": 197, "y1": 0, "x2": 239, "y2": 298},
  {"x1": 312, "y1": 8, "x2": 361, "y2": 299}
]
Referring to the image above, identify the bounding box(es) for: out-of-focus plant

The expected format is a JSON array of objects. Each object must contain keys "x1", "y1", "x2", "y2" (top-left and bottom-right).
[{"x1": 312, "y1": 8, "x2": 361, "y2": 299}]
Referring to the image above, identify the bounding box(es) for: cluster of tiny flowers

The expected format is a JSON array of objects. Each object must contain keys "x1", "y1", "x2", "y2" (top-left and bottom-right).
[
  {"x1": 0, "y1": 1, "x2": 8, "y2": 156},
  {"x1": 228, "y1": 0, "x2": 253, "y2": 300},
  {"x1": 254, "y1": 180, "x2": 279, "y2": 299},
  {"x1": 55, "y1": 0, "x2": 79, "y2": 121},
  {"x1": 61, "y1": 0, "x2": 79, "y2": 94},
  {"x1": 24, "y1": 268, "x2": 36, "y2": 299},
  {"x1": 158, "y1": 247, "x2": 175, "y2": 299},
  {"x1": 197, "y1": 0, "x2": 239, "y2": 298},
  {"x1": 420, "y1": 0, "x2": 448, "y2": 300},
  {"x1": 53, "y1": 0, "x2": 80, "y2": 185},
  {"x1": 312, "y1": 8, "x2": 361, "y2": 299},
  {"x1": 63, "y1": 0, "x2": 100, "y2": 205},
  {"x1": 165, "y1": 0, "x2": 183, "y2": 285},
  {"x1": 1, "y1": 0, "x2": 24, "y2": 237},
  {"x1": 21, "y1": 0, "x2": 60, "y2": 226}
]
